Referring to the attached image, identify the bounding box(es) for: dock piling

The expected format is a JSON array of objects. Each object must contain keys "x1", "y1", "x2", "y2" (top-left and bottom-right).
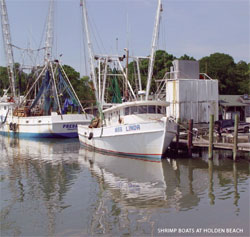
[
  {"x1": 208, "y1": 114, "x2": 214, "y2": 159},
  {"x1": 188, "y1": 119, "x2": 193, "y2": 157},
  {"x1": 233, "y1": 114, "x2": 239, "y2": 161},
  {"x1": 176, "y1": 118, "x2": 180, "y2": 153}
]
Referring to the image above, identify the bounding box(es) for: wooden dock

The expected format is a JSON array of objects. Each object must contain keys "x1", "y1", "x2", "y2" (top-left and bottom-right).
[
  {"x1": 181, "y1": 138, "x2": 250, "y2": 152},
  {"x1": 170, "y1": 136, "x2": 250, "y2": 154},
  {"x1": 171, "y1": 116, "x2": 250, "y2": 160}
]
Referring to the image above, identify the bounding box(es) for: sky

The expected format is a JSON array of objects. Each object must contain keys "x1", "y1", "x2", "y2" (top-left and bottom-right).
[{"x1": 0, "y1": 0, "x2": 249, "y2": 77}]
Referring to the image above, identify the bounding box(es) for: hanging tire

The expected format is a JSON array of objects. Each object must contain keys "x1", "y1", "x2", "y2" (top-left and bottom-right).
[
  {"x1": 13, "y1": 123, "x2": 17, "y2": 132},
  {"x1": 9, "y1": 122, "x2": 13, "y2": 130},
  {"x1": 88, "y1": 132, "x2": 93, "y2": 140},
  {"x1": 244, "y1": 127, "x2": 249, "y2": 133}
]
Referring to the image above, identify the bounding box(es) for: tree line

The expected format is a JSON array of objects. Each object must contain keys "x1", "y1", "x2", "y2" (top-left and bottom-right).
[{"x1": 0, "y1": 51, "x2": 249, "y2": 105}]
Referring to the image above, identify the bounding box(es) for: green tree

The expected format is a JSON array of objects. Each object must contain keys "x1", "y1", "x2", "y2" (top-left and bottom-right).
[
  {"x1": 235, "y1": 61, "x2": 250, "y2": 94},
  {"x1": 62, "y1": 65, "x2": 95, "y2": 106},
  {"x1": 0, "y1": 66, "x2": 9, "y2": 96},
  {"x1": 179, "y1": 54, "x2": 196, "y2": 61},
  {"x1": 199, "y1": 53, "x2": 236, "y2": 94}
]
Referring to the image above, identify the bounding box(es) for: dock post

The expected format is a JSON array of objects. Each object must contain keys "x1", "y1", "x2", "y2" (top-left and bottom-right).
[
  {"x1": 208, "y1": 159, "x2": 215, "y2": 205},
  {"x1": 176, "y1": 118, "x2": 180, "y2": 153},
  {"x1": 188, "y1": 119, "x2": 193, "y2": 157},
  {"x1": 208, "y1": 114, "x2": 214, "y2": 159},
  {"x1": 233, "y1": 114, "x2": 239, "y2": 161}
]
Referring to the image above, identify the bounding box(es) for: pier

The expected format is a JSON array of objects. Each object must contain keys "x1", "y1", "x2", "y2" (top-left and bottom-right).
[
  {"x1": 170, "y1": 116, "x2": 250, "y2": 160},
  {"x1": 171, "y1": 138, "x2": 250, "y2": 152}
]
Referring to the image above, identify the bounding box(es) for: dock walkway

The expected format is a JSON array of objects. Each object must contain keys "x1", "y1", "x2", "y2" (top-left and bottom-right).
[{"x1": 174, "y1": 138, "x2": 250, "y2": 152}]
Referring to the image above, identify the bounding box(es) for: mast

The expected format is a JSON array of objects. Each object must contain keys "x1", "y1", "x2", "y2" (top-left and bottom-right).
[
  {"x1": 81, "y1": 0, "x2": 100, "y2": 106},
  {"x1": 45, "y1": 0, "x2": 54, "y2": 62},
  {"x1": 0, "y1": 0, "x2": 16, "y2": 98},
  {"x1": 145, "y1": 0, "x2": 162, "y2": 100}
]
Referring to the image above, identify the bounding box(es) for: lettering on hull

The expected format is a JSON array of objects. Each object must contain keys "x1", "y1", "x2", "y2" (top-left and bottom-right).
[
  {"x1": 62, "y1": 124, "x2": 77, "y2": 130},
  {"x1": 115, "y1": 124, "x2": 141, "y2": 133}
]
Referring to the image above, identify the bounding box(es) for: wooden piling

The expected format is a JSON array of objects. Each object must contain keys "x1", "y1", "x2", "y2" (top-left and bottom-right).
[
  {"x1": 188, "y1": 119, "x2": 193, "y2": 157},
  {"x1": 208, "y1": 159, "x2": 215, "y2": 205},
  {"x1": 176, "y1": 118, "x2": 180, "y2": 153},
  {"x1": 208, "y1": 114, "x2": 214, "y2": 159},
  {"x1": 233, "y1": 114, "x2": 239, "y2": 161}
]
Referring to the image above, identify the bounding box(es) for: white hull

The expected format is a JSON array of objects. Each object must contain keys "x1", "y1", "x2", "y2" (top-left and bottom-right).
[
  {"x1": 0, "y1": 113, "x2": 92, "y2": 138},
  {"x1": 78, "y1": 118, "x2": 176, "y2": 160}
]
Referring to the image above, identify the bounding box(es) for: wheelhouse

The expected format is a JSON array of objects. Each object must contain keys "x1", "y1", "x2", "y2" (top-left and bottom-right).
[{"x1": 103, "y1": 101, "x2": 170, "y2": 126}]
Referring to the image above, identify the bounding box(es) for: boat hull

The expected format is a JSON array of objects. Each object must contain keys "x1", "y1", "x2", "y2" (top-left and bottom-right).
[
  {"x1": 0, "y1": 114, "x2": 93, "y2": 138},
  {"x1": 78, "y1": 118, "x2": 176, "y2": 160}
]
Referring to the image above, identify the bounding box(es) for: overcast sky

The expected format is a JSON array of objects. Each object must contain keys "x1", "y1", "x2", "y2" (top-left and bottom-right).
[{"x1": 0, "y1": 0, "x2": 249, "y2": 76}]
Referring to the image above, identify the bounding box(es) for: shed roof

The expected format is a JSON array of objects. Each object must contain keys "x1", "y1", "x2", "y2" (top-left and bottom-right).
[{"x1": 219, "y1": 95, "x2": 250, "y2": 107}]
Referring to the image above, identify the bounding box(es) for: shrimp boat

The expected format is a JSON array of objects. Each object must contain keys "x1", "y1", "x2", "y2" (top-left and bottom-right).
[
  {"x1": 78, "y1": 0, "x2": 177, "y2": 160},
  {"x1": 0, "y1": 61, "x2": 93, "y2": 138},
  {"x1": 78, "y1": 100, "x2": 176, "y2": 159}
]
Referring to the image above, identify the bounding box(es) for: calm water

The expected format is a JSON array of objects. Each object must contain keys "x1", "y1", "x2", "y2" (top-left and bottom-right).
[{"x1": 0, "y1": 135, "x2": 249, "y2": 237}]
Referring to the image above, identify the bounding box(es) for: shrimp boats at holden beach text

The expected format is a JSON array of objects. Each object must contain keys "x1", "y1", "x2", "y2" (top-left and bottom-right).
[{"x1": 77, "y1": 0, "x2": 177, "y2": 160}]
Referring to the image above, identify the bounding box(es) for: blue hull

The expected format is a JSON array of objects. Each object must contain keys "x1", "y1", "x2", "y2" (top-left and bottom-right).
[{"x1": 0, "y1": 131, "x2": 78, "y2": 138}]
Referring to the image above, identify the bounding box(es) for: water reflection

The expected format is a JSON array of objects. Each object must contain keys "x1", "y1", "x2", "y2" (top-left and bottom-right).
[
  {"x1": 0, "y1": 135, "x2": 249, "y2": 236},
  {"x1": 1, "y1": 136, "x2": 82, "y2": 236},
  {"x1": 78, "y1": 147, "x2": 249, "y2": 235}
]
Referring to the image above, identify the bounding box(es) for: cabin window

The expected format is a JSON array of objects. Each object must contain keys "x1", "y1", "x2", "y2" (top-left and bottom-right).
[
  {"x1": 148, "y1": 105, "x2": 156, "y2": 114},
  {"x1": 125, "y1": 107, "x2": 129, "y2": 115},
  {"x1": 157, "y1": 106, "x2": 166, "y2": 114},
  {"x1": 162, "y1": 106, "x2": 166, "y2": 114},
  {"x1": 138, "y1": 106, "x2": 147, "y2": 114},
  {"x1": 131, "y1": 106, "x2": 138, "y2": 114}
]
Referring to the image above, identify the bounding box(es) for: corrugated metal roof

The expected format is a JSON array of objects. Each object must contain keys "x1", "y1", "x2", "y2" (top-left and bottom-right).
[{"x1": 219, "y1": 95, "x2": 249, "y2": 107}]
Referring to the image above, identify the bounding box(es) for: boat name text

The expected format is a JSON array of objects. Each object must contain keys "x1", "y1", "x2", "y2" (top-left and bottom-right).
[
  {"x1": 63, "y1": 124, "x2": 77, "y2": 130},
  {"x1": 115, "y1": 124, "x2": 140, "y2": 133}
]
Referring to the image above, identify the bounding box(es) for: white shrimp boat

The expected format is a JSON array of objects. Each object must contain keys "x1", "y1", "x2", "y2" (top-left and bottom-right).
[
  {"x1": 78, "y1": 0, "x2": 177, "y2": 160},
  {"x1": 0, "y1": 64, "x2": 93, "y2": 138},
  {"x1": 78, "y1": 100, "x2": 176, "y2": 159},
  {"x1": 0, "y1": 110, "x2": 92, "y2": 138}
]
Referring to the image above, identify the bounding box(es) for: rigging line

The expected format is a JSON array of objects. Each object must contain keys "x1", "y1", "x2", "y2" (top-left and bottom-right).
[
  {"x1": 50, "y1": 61, "x2": 62, "y2": 116},
  {"x1": 91, "y1": 14, "x2": 107, "y2": 55},
  {"x1": 88, "y1": 15, "x2": 105, "y2": 55},
  {"x1": 19, "y1": 63, "x2": 48, "y2": 106},
  {"x1": 35, "y1": 7, "x2": 48, "y2": 66},
  {"x1": 59, "y1": 63, "x2": 86, "y2": 114}
]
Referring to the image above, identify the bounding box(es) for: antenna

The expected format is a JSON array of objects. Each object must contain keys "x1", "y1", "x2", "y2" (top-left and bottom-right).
[
  {"x1": 45, "y1": 0, "x2": 54, "y2": 62},
  {"x1": 0, "y1": 0, "x2": 16, "y2": 98},
  {"x1": 145, "y1": 0, "x2": 162, "y2": 100}
]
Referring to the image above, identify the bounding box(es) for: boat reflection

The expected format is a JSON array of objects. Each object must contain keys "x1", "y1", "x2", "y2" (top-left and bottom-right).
[{"x1": 78, "y1": 147, "x2": 249, "y2": 210}]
